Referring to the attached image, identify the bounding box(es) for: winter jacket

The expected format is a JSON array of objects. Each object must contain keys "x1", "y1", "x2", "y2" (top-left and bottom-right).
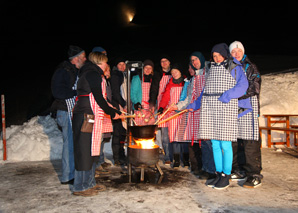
[
  {"x1": 239, "y1": 55, "x2": 261, "y2": 114},
  {"x1": 111, "y1": 69, "x2": 126, "y2": 109},
  {"x1": 51, "y1": 61, "x2": 78, "y2": 111},
  {"x1": 73, "y1": 62, "x2": 118, "y2": 118},
  {"x1": 130, "y1": 74, "x2": 153, "y2": 108},
  {"x1": 158, "y1": 77, "x2": 185, "y2": 110}
]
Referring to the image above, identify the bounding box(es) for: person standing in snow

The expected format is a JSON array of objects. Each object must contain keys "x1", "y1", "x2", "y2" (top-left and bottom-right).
[
  {"x1": 191, "y1": 43, "x2": 249, "y2": 189},
  {"x1": 130, "y1": 59, "x2": 154, "y2": 124},
  {"x1": 149, "y1": 55, "x2": 173, "y2": 165},
  {"x1": 171, "y1": 52, "x2": 216, "y2": 179},
  {"x1": 229, "y1": 41, "x2": 263, "y2": 188},
  {"x1": 51, "y1": 45, "x2": 86, "y2": 185},
  {"x1": 110, "y1": 58, "x2": 128, "y2": 166},
  {"x1": 72, "y1": 52, "x2": 122, "y2": 196},
  {"x1": 157, "y1": 64, "x2": 186, "y2": 168}
]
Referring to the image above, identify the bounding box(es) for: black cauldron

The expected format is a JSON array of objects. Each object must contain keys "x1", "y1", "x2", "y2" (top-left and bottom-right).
[{"x1": 130, "y1": 125, "x2": 157, "y2": 139}]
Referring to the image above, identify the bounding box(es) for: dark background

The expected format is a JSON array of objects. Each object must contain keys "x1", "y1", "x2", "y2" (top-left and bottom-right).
[{"x1": 1, "y1": 0, "x2": 297, "y2": 126}]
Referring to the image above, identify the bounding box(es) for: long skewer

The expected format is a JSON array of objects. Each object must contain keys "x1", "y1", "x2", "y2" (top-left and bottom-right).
[
  {"x1": 157, "y1": 109, "x2": 188, "y2": 125},
  {"x1": 154, "y1": 103, "x2": 175, "y2": 125}
]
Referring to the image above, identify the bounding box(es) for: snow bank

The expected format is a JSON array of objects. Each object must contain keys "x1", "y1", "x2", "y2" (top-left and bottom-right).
[
  {"x1": 1, "y1": 71, "x2": 298, "y2": 162},
  {"x1": 259, "y1": 71, "x2": 298, "y2": 147},
  {"x1": 0, "y1": 115, "x2": 63, "y2": 162}
]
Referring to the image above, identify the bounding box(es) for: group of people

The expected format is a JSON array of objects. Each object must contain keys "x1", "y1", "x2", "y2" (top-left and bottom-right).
[{"x1": 51, "y1": 41, "x2": 262, "y2": 196}]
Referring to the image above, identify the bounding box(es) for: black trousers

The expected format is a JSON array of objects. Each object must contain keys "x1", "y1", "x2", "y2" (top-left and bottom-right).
[
  {"x1": 232, "y1": 138, "x2": 262, "y2": 177},
  {"x1": 188, "y1": 143, "x2": 202, "y2": 171},
  {"x1": 111, "y1": 119, "x2": 127, "y2": 163}
]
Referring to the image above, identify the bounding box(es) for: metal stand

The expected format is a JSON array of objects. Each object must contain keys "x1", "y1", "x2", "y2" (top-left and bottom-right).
[{"x1": 128, "y1": 163, "x2": 163, "y2": 183}]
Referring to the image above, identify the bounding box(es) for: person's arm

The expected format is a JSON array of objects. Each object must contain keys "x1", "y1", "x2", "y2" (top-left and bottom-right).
[
  {"x1": 130, "y1": 75, "x2": 142, "y2": 105},
  {"x1": 218, "y1": 66, "x2": 249, "y2": 103},
  {"x1": 51, "y1": 68, "x2": 77, "y2": 99},
  {"x1": 86, "y1": 71, "x2": 119, "y2": 118},
  {"x1": 186, "y1": 88, "x2": 204, "y2": 111},
  {"x1": 176, "y1": 80, "x2": 192, "y2": 110}
]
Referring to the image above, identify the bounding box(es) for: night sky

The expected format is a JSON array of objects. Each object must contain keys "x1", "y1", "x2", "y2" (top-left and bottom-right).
[{"x1": 1, "y1": 0, "x2": 297, "y2": 125}]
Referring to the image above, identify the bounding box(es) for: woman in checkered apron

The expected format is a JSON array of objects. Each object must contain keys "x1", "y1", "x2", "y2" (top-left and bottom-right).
[
  {"x1": 229, "y1": 41, "x2": 263, "y2": 188},
  {"x1": 130, "y1": 60, "x2": 154, "y2": 125},
  {"x1": 198, "y1": 43, "x2": 249, "y2": 190},
  {"x1": 158, "y1": 64, "x2": 185, "y2": 168},
  {"x1": 72, "y1": 52, "x2": 122, "y2": 196}
]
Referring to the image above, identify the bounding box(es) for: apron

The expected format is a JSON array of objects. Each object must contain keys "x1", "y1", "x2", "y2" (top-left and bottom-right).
[
  {"x1": 157, "y1": 74, "x2": 171, "y2": 128},
  {"x1": 134, "y1": 81, "x2": 151, "y2": 125},
  {"x1": 65, "y1": 76, "x2": 78, "y2": 125},
  {"x1": 176, "y1": 70, "x2": 205, "y2": 142},
  {"x1": 168, "y1": 86, "x2": 183, "y2": 142},
  {"x1": 89, "y1": 76, "x2": 111, "y2": 156},
  {"x1": 238, "y1": 95, "x2": 259, "y2": 141},
  {"x1": 199, "y1": 63, "x2": 238, "y2": 142}
]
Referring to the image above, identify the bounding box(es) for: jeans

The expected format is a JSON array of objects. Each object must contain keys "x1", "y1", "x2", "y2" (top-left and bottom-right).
[
  {"x1": 161, "y1": 127, "x2": 173, "y2": 162},
  {"x1": 56, "y1": 110, "x2": 75, "y2": 182},
  {"x1": 211, "y1": 140, "x2": 233, "y2": 175},
  {"x1": 201, "y1": 140, "x2": 216, "y2": 174},
  {"x1": 73, "y1": 162, "x2": 96, "y2": 192}
]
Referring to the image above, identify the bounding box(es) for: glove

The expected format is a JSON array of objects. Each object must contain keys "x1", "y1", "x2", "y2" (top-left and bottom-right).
[
  {"x1": 158, "y1": 107, "x2": 164, "y2": 114},
  {"x1": 134, "y1": 102, "x2": 142, "y2": 110}
]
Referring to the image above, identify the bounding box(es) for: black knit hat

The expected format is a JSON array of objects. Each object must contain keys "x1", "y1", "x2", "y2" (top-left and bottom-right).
[
  {"x1": 68, "y1": 45, "x2": 84, "y2": 59},
  {"x1": 171, "y1": 63, "x2": 185, "y2": 76}
]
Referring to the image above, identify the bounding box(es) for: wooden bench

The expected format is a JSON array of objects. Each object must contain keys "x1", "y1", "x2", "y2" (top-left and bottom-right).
[
  {"x1": 259, "y1": 126, "x2": 298, "y2": 148},
  {"x1": 260, "y1": 114, "x2": 298, "y2": 148}
]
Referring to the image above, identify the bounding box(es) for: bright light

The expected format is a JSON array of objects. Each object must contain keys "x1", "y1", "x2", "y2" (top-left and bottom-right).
[
  {"x1": 134, "y1": 138, "x2": 158, "y2": 149},
  {"x1": 121, "y1": 3, "x2": 135, "y2": 24}
]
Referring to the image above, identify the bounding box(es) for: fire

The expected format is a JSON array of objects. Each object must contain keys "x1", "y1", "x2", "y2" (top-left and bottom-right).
[{"x1": 134, "y1": 138, "x2": 158, "y2": 149}]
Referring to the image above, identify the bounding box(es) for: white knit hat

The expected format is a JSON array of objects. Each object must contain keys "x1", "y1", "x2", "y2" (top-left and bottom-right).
[{"x1": 229, "y1": 41, "x2": 245, "y2": 54}]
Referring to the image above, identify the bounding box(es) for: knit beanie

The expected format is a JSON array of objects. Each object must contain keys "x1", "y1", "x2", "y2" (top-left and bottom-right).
[
  {"x1": 160, "y1": 54, "x2": 172, "y2": 62},
  {"x1": 143, "y1": 59, "x2": 154, "y2": 69},
  {"x1": 92, "y1": 46, "x2": 107, "y2": 55},
  {"x1": 189, "y1": 51, "x2": 205, "y2": 69},
  {"x1": 68, "y1": 45, "x2": 85, "y2": 59},
  {"x1": 211, "y1": 43, "x2": 230, "y2": 59},
  {"x1": 229, "y1": 41, "x2": 245, "y2": 54}
]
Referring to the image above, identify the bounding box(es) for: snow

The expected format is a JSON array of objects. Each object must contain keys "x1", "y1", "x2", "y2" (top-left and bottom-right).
[{"x1": 1, "y1": 70, "x2": 298, "y2": 162}]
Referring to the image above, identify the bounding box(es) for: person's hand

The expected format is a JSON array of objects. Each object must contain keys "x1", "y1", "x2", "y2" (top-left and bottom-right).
[
  {"x1": 157, "y1": 107, "x2": 164, "y2": 114},
  {"x1": 112, "y1": 113, "x2": 124, "y2": 120},
  {"x1": 169, "y1": 105, "x2": 178, "y2": 111},
  {"x1": 134, "y1": 102, "x2": 142, "y2": 110},
  {"x1": 188, "y1": 108, "x2": 194, "y2": 112}
]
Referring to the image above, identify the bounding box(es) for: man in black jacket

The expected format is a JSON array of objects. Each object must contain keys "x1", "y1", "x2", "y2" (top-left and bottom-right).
[
  {"x1": 51, "y1": 45, "x2": 86, "y2": 184},
  {"x1": 110, "y1": 58, "x2": 127, "y2": 165}
]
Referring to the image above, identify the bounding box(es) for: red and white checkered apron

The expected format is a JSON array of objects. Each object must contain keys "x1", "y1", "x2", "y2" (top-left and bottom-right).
[
  {"x1": 176, "y1": 72, "x2": 205, "y2": 142},
  {"x1": 134, "y1": 81, "x2": 151, "y2": 125},
  {"x1": 157, "y1": 74, "x2": 171, "y2": 128},
  {"x1": 89, "y1": 76, "x2": 112, "y2": 156},
  {"x1": 167, "y1": 86, "x2": 183, "y2": 142}
]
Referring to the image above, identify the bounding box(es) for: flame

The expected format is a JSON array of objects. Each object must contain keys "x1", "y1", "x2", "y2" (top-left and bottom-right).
[{"x1": 134, "y1": 138, "x2": 158, "y2": 149}]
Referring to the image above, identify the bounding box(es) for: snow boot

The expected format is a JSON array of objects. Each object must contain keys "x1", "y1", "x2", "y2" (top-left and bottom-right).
[
  {"x1": 214, "y1": 173, "x2": 230, "y2": 190},
  {"x1": 206, "y1": 172, "x2": 221, "y2": 187},
  {"x1": 182, "y1": 153, "x2": 190, "y2": 168},
  {"x1": 173, "y1": 154, "x2": 180, "y2": 169}
]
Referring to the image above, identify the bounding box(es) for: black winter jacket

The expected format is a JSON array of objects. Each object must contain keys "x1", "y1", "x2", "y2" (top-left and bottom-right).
[
  {"x1": 51, "y1": 61, "x2": 78, "y2": 111},
  {"x1": 110, "y1": 69, "x2": 126, "y2": 109}
]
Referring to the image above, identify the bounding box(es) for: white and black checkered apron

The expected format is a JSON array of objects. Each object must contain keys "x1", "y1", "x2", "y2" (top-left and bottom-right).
[
  {"x1": 238, "y1": 95, "x2": 259, "y2": 141},
  {"x1": 199, "y1": 64, "x2": 238, "y2": 142},
  {"x1": 168, "y1": 86, "x2": 183, "y2": 142},
  {"x1": 157, "y1": 75, "x2": 172, "y2": 128},
  {"x1": 65, "y1": 76, "x2": 78, "y2": 125},
  {"x1": 176, "y1": 72, "x2": 205, "y2": 142}
]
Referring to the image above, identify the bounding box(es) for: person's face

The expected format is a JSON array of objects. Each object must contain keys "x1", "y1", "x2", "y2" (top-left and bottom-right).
[
  {"x1": 171, "y1": 69, "x2": 181, "y2": 80},
  {"x1": 144, "y1": 65, "x2": 153, "y2": 75},
  {"x1": 213, "y1": 52, "x2": 225, "y2": 63},
  {"x1": 191, "y1": 56, "x2": 201, "y2": 70},
  {"x1": 230, "y1": 48, "x2": 244, "y2": 61},
  {"x1": 104, "y1": 65, "x2": 111, "y2": 78},
  {"x1": 98, "y1": 61, "x2": 108, "y2": 73},
  {"x1": 160, "y1": 58, "x2": 170, "y2": 72},
  {"x1": 75, "y1": 52, "x2": 87, "y2": 69},
  {"x1": 117, "y1": 62, "x2": 126, "y2": 72}
]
